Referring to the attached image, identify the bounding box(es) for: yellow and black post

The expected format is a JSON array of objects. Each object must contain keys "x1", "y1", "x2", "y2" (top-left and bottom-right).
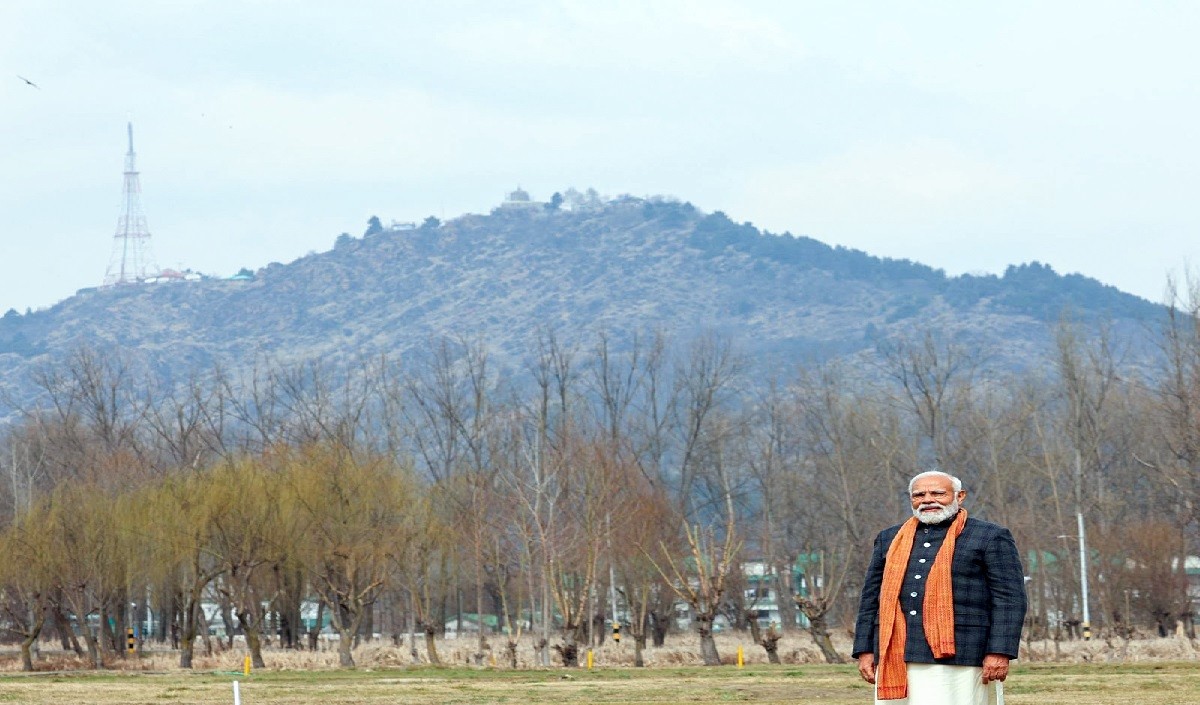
[
  {"x1": 126, "y1": 627, "x2": 136, "y2": 655},
  {"x1": 612, "y1": 623, "x2": 620, "y2": 643}
]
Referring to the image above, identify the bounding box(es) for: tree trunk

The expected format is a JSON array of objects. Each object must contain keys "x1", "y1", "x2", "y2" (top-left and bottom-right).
[
  {"x1": 506, "y1": 639, "x2": 518, "y2": 669},
  {"x1": 474, "y1": 563, "x2": 486, "y2": 664},
  {"x1": 274, "y1": 565, "x2": 305, "y2": 649},
  {"x1": 473, "y1": 635, "x2": 487, "y2": 666},
  {"x1": 221, "y1": 601, "x2": 237, "y2": 649},
  {"x1": 110, "y1": 598, "x2": 129, "y2": 654},
  {"x1": 98, "y1": 603, "x2": 111, "y2": 656},
  {"x1": 327, "y1": 596, "x2": 362, "y2": 669},
  {"x1": 246, "y1": 628, "x2": 266, "y2": 669},
  {"x1": 649, "y1": 610, "x2": 669, "y2": 647},
  {"x1": 158, "y1": 595, "x2": 173, "y2": 645},
  {"x1": 241, "y1": 613, "x2": 266, "y2": 670},
  {"x1": 748, "y1": 613, "x2": 782, "y2": 664},
  {"x1": 98, "y1": 603, "x2": 115, "y2": 655},
  {"x1": 336, "y1": 628, "x2": 355, "y2": 668},
  {"x1": 199, "y1": 609, "x2": 215, "y2": 657},
  {"x1": 169, "y1": 606, "x2": 180, "y2": 650},
  {"x1": 278, "y1": 607, "x2": 293, "y2": 649},
  {"x1": 633, "y1": 634, "x2": 646, "y2": 667},
  {"x1": 805, "y1": 613, "x2": 842, "y2": 664},
  {"x1": 134, "y1": 599, "x2": 149, "y2": 654},
  {"x1": 405, "y1": 595, "x2": 419, "y2": 664},
  {"x1": 20, "y1": 636, "x2": 36, "y2": 672},
  {"x1": 774, "y1": 563, "x2": 795, "y2": 633},
  {"x1": 53, "y1": 605, "x2": 83, "y2": 655},
  {"x1": 761, "y1": 628, "x2": 782, "y2": 664},
  {"x1": 361, "y1": 602, "x2": 374, "y2": 643},
  {"x1": 697, "y1": 619, "x2": 721, "y2": 667},
  {"x1": 19, "y1": 611, "x2": 44, "y2": 673},
  {"x1": 308, "y1": 601, "x2": 325, "y2": 651},
  {"x1": 553, "y1": 634, "x2": 580, "y2": 667},
  {"x1": 423, "y1": 623, "x2": 442, "y2": 666},
  {"x1": 179, "y1": 588, "x2": 203, "y2": 669},
  {"x1": 84, "y1": 630, "x2": 103, "y2": 669}
]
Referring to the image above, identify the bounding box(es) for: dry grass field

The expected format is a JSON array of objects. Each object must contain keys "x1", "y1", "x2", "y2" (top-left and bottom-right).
[
  {"x1": 0, "y1": 662, "x2": 1198, "y2": 705},
  {"x1": 0, "y1": 634, "x2": 1195, "y2": 704}
]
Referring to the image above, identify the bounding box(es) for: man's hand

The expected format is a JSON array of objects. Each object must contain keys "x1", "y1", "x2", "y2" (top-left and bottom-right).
[
  {"x1": 981, "y1": 653, "x2": 1010, "y2": 684},
  {"x1": 857, "y1": 653, "x2": 876, "y2": 684}
]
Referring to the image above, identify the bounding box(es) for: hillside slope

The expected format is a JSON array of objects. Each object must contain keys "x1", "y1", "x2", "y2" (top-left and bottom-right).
[{"x1": 0, "y1": 196, "x2": 1163, "y2": 410}]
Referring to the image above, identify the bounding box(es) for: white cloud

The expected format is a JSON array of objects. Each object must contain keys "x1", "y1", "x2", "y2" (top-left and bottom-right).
[{"x1": 3, "y1": 1, "x2": 1200, "y2": 309}]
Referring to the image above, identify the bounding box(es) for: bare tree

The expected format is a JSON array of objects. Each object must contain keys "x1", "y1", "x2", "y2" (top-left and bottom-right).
[
  {"x1": 653, "y1": 514, "x2": 741, "y2": 666},
  {"x1": 542, "y1": 438, "x2": 614, "y2": 666},
  {"x1": 671, "y1": 333, "x2": 744, "y2": 519},
  {"x1": 0, "y1": 424, "x2": 48, "y2": 521},
  {"x1": 143, "y1": 371, "x2": 227, "y2": 472},
  {"x1": 611, "y1": 477, "x2": 679, "y2": 665},
  {"x1": 785, "y1": 365, "x2": 907, "y2": 663},
  {"x1": 878, "y1": 331, "x2": 977, "y2": 467}
]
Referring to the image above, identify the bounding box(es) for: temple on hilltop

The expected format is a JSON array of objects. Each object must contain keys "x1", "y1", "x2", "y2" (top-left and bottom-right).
[{"x1": 498, "y1": 186, "x2": 542, "y2": 211}]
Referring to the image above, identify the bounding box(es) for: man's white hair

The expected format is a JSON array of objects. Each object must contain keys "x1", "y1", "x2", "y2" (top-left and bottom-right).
[{"x1": 908, "y1": 470, "x2": 963, "y2": 493}]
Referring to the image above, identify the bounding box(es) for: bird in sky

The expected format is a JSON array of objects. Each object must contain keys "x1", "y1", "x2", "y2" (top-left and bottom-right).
[{"x1": 17, "y1": 75, "x2": 39, "y2": 89}]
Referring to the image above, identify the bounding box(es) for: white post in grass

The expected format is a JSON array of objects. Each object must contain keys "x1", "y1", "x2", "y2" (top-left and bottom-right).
[{"x1": 232, "y1": 680, "x2": 241, "y2": 705}]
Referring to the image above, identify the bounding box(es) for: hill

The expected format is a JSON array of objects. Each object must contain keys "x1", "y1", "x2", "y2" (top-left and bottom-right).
[{"x1": 0, "y1": 194, "x2": 1165, "y2": 413}]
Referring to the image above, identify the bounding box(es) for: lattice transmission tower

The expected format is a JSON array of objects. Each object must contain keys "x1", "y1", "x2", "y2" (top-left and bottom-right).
[{"x1": 103, "y1": 122, "x2": 159, "y2": 285}]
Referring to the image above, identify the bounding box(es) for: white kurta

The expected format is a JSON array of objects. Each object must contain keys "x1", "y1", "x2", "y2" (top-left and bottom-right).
[{"x1": 875, "y1": 663, "x2": 995, "y2": 705}]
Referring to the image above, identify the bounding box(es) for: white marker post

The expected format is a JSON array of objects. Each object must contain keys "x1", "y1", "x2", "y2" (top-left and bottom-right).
[{"x1": 232, "y1": 680, "x2": 241, "y2": 705}]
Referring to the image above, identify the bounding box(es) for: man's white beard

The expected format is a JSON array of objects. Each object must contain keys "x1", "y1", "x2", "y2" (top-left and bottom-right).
[{"x1": 914, "y1": 498, "x2": 960, "y2": 525}]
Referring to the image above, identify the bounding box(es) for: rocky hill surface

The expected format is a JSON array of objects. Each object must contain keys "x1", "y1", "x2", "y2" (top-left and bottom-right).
[{"x1": 0, "y1": 195, "x2": 1164, "y2": 412}]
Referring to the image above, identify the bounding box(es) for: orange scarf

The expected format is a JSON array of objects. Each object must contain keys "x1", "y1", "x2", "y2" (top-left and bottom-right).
[{"x1": 876, "y1": 509, "x2": 967, "y2": 700}]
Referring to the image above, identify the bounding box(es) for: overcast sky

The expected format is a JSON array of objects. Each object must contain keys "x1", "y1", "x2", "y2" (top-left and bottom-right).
[{"x1": 4, "y1": 1, "x2": 1199, "y2": 313}]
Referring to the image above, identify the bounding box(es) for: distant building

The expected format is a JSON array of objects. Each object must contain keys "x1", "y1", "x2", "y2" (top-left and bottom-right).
[
  {"x1": 498, "y1": 186, "x2": 542, "y2": 211},
  {"x1": 669, "y1": 559, "x2": 814, "y2": 632}
]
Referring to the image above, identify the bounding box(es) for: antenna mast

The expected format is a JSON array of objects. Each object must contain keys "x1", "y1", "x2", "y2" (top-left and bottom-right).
[{"x1": 103, "y1": 122, "x2": 159, "y2": 285}]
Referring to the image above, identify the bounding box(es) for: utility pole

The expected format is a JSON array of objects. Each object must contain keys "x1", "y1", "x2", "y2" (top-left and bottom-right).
[
  {"x1": 1075, "y1": 450, "x2": 1091, "y2": 640},
  {"x1": 104, "y1": 122, "x2": 159, "y2": 285},
  {"x1": 607, "y1": 512, "x2": 619, "y2": 644},
  {"x1": 534, "y1": 413, "x2": 550, "y2": 666}
]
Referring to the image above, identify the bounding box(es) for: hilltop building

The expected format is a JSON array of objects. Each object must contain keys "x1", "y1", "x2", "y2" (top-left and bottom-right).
[{"x1": 497, "y1": 187, "x2": 543, "y2": 211}]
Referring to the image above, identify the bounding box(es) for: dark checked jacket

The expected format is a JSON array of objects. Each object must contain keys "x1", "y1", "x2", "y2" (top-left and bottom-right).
[{"x1": 851, "y1": 514, "x2": 1027, "y2": 666}]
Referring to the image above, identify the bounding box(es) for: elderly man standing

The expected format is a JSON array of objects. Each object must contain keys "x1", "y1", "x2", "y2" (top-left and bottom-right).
[{"x1": 852, "y1": 471, "x2": 1026, "y2": 704}]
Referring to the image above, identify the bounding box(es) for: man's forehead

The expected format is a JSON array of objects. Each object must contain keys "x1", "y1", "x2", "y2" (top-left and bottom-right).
[{"x1": 912, "y1": 476, "x2": 955, "y2": 491}]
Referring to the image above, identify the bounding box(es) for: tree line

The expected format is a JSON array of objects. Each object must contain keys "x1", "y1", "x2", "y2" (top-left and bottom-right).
[{"x1": 1, "y1": 287, "x2": 1199, "y2": 672}]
